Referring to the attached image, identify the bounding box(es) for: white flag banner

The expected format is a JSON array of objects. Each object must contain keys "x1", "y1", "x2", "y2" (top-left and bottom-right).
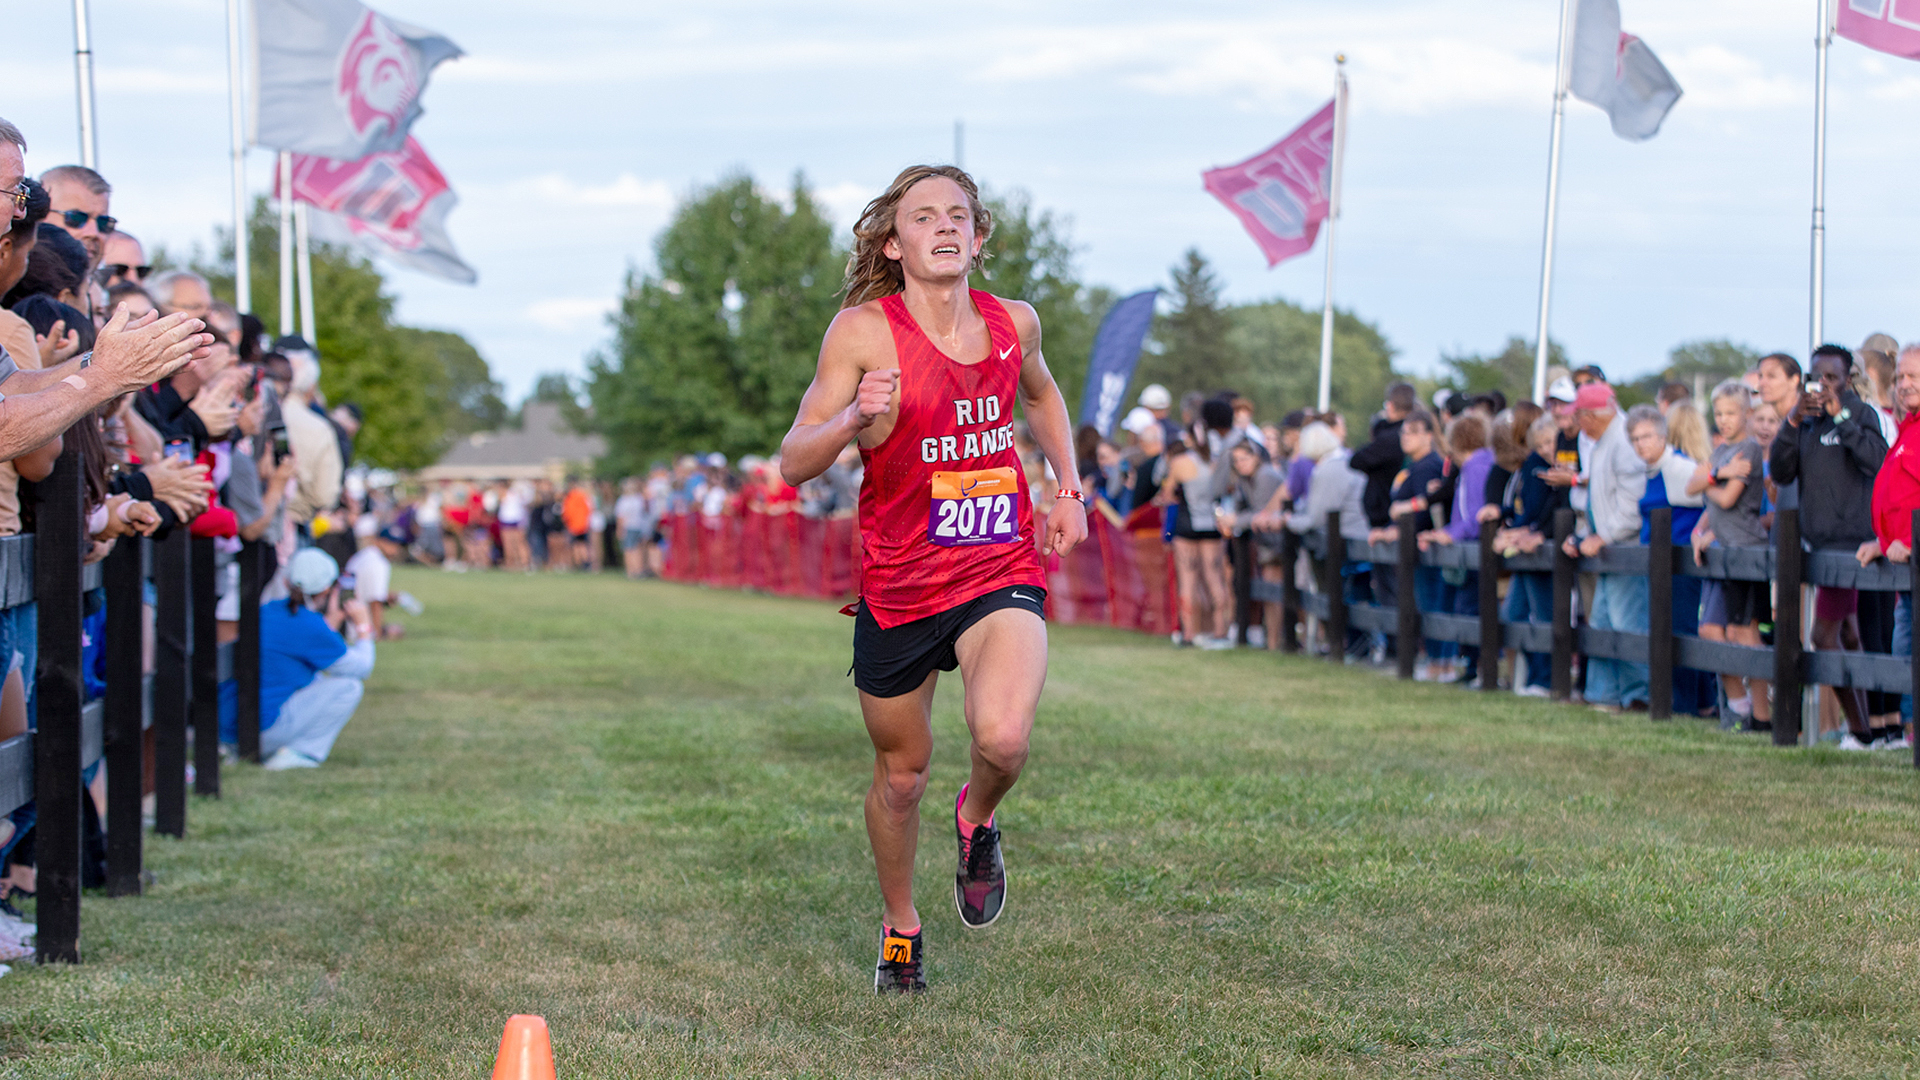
[
  {"x1": 251, "y1": 0, "x2": 462, "y2": 160},
  {"x1": 1569, "y1": 0, "x2": 1682, "y2": 141}
]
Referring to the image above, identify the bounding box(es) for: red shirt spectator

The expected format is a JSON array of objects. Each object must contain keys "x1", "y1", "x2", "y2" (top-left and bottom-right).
[{"x1": 1873, "y1": 412, "x2": 1920, "y2": 556}]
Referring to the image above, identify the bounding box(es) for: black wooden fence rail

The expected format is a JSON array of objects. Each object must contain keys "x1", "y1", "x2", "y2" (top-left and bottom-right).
[
  {"x1": 1256, "y1": 507, "x2": 1920, "y2": 767},
  {"x1": 0, "y1": 465, "x2": 263, "y2": 961}
]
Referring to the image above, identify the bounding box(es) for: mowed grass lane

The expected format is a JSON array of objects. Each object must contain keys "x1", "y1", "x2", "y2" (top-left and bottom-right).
[{"x1": 4, "y1": 568, "x2": 1920, "y2": 1077}]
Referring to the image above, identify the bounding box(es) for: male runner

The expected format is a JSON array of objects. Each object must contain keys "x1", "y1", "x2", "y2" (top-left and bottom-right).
[{"x1": 779, "y1": 165, "x2": 1086, "y2": 993}]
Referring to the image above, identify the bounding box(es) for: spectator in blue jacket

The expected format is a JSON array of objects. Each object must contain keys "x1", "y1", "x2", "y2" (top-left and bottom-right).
[{"x1": 259, "y1": 548, "x2": 375, "y2": 770}]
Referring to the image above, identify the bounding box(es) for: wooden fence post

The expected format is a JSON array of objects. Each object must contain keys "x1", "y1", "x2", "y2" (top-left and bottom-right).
[
  {"x1": 151, "y1": 529, "x2": 191, "y2": 838},
  {"x1": 1552, "y1": 508, "x2": 1576, "y2": 701},
  {"x1": 103, "y1": 537, "x2": 143, "y2": 897},
  {"x1": 33, "y1": 441, "x2": 85, "y2": 963},
  {"x1": 236, "y1": 540, "x2": 263, "y2": 763},
  {"x1": 190, "y1": 536, "x2": 219, "y2": 797},
  {"x1": 1478, "y1": 527, "x2": 1500, "y2": 691},
  {"x1": 1279, "y1": 528, "x2": 1301, "y2": 655},
  {"x1": 1396, "y1": 513, "x2": 1419, "y2": 680},
  {"x1": 1324, "y1": 512, "x2": 1347, "y2": 663},
  {"x1": 1773, "y1": 508, "x2": 1803, "y2": 746},
  {"x1": 1648, "y1": 508, "x2": 1673, "y2": 720}
]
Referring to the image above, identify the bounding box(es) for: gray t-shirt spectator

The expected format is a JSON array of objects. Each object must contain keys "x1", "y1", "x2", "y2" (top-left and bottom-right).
[{"x1": 1706, "y1": 438, "x2": 1766, "y2": 547}]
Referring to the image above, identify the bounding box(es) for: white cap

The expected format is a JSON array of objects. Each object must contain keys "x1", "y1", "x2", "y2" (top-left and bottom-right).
[
  {"x1": 1432, "y1": 388, "x2": 1453, "y2": 411},
  {"x1": 287, "y1": 548, "x2": 340, "y2": 595},
  {"x1": 1547, "y1": 376, "x2": 1578, "y2": 403},
  {"x1": 1120, "y1": 406, "x2": 1157, "y2": 436},
  {"x1": 1138, "y1": 384, "x2": 1172, "y2": 410}
]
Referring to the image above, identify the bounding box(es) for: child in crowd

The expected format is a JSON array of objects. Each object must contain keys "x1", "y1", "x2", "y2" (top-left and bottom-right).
[
  {"x1": 1494, "y1": 415, "x2": 1571, "y2": 696},
  {"x1": 1373, "y1": 411, "x2": 1449, "y2": 680},
  {"x1": 1688, "y1": 379, "x2": 1771, "y2": 732}
]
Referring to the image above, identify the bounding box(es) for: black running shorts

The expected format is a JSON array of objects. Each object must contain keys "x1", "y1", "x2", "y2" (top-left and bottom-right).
[{"x1": 852, "y1": 584, "x2": 1047, "y2": 698}]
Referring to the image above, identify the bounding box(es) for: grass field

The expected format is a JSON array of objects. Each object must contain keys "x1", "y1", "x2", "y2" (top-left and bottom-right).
[{"x1": 5, "y1": 568, "x2": 1920, "y2": 1077}]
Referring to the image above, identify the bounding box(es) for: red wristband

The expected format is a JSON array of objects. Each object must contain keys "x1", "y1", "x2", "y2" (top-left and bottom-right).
[{"x1": 1057, "y1": 488, "x2": 1084, "y2": 504}]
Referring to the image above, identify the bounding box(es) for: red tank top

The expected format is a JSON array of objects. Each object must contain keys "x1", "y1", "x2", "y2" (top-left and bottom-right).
[{"x1": 857, "y1": 290, "x2": 1045, "y2": 627}]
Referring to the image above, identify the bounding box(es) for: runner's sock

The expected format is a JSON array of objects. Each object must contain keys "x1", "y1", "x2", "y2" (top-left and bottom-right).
[
  {"x1": 885, "y1": 922, "x2": 920, "y2": 937},
  {"x1": 1729, "y1": 696, "x2": 1751, "y2": 714},
  {"x1": 956, "y1": 782, "x2": 995, "y2": 833}
]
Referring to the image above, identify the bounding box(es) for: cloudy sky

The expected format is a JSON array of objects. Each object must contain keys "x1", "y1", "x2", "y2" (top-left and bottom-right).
[{"x1": 11, "y1": 0, "x2": 1920, "y2": 402}]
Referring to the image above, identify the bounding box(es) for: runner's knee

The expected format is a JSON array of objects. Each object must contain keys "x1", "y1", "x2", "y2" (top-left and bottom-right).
[
  {"x1": 971, "y1": 728, "x2": 1028, "y2": 776},
  {"x1": 876, "y1": 757, "x2": 930, "y2": 808}
]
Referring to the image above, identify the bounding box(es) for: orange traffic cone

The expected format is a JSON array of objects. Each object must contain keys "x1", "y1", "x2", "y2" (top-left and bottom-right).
[{"x1": 491, "y1": 1014, "x2": 556, "y2": 1080}]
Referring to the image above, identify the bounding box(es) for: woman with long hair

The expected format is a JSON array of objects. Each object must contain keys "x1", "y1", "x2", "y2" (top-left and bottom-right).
[{"x1": 1159, "y1": 402, "x2": 1233, "y2": 648}]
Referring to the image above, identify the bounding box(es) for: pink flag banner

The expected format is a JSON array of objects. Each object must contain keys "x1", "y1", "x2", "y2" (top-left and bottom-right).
[
  {"x1": 1202, "y1": 100, "x2": 1337, "y2": 267},
  {"x1": 1837, "y1": 0, "x2": 1920, "y2": 60},
  {"x1": 277, "y1": 137, "x2": 476, "y2": 283}
]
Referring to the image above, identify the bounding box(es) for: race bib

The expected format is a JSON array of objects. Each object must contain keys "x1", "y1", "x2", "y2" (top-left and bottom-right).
[{"x1": 929, "y1": 468, "x2": 1020, "y2": 547}]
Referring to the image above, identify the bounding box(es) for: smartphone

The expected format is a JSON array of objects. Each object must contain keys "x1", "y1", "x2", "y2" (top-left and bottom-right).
[
  {"x1": 163, "y1": 439, "x2": 193, "y2": 463},
  {"x1": 1806, "y1": 379, "x2": 1824, "y2": 395},
  {"x1": 271, "y1": 426, "x2": 290, "y2": 464}
]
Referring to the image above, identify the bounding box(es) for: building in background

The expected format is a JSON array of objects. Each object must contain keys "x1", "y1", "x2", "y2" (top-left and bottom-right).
[{"x1": 417, "y1": 402, "x2": 604, "y2": 483}]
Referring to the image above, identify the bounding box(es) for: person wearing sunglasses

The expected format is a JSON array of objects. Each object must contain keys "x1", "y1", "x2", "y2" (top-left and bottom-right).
[
  {"x1": 39, "y1": 164, "x2": 113, "y2": 271},
  {"x1": 96, "y1": 230, "x2": 147, "y2": 289}
]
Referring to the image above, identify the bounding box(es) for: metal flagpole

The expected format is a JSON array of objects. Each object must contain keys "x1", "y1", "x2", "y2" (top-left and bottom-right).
[
  {"x1": 277, "y1": 152, "x2": 294, "y2": 339},
  {"x1": 71, "y1": 0, "x2": 99, "y2": 168},
  {"x1": 225, "y1": 0, "x2": 250, "y2": 314},
  {"x1": 1810, "y1": 0, "x2": 1832, "y2": 357},
  {"x1": 1317, "y1": 55, "x2": 1349, "y2": 414},
  {"x1": 1532, "y1": 0, "x2": 1577, "y2": 405},
  {"x1": 294, "y1": 203, "x2": 316, "y2": 345}
]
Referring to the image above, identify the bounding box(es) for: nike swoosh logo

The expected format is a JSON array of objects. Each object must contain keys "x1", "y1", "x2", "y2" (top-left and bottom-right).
[
  {"x1": 1010, "y1": 590, "x2": 1036, "y2": 602},
  {"x1": 999, "y1": 344, "x2": 1016, "y2": 360}
]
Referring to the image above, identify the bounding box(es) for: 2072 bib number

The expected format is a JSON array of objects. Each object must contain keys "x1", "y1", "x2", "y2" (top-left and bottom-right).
[{"x1": 929, "y1": 468, "x2": 1020, "y2": 547}]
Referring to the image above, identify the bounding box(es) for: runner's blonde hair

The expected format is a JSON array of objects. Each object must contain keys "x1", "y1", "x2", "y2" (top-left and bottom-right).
[{"x1": 841, "y1": 165, "x2": 993, "y2": 309}]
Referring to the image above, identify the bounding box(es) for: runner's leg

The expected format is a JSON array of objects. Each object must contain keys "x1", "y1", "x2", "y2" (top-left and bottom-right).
[
  {"x1": 859, "y1": 674, "x2": 939, "y2": 931},
  {"x1": 953, "y1": 607, "x2": 1046, "y2": 827}
]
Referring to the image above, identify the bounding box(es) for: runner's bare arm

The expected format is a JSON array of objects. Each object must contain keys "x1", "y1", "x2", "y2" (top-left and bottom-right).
[
  {"x1": 1009, "y1": 301, "x2": 1087, "y2": 557},
  {"x1": 779, "y1": 305, "x2": 897, "y2": 486}
]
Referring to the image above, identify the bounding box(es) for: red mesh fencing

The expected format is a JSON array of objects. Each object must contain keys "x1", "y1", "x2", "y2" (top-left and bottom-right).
[{"x1": 656, "y1": 509, "x2": 1175, "y2": 634}]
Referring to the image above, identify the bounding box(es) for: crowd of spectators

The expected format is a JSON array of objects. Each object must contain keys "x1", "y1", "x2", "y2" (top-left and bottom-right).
[
  {"x1": 1087, "y1": 339, "x2": 1920, "y2": 754},
  {"x1": 0, "y1": 115, "x2": 421, "y2": 953},
  {"x1": 376, "y1": 443, "x2": 863, "y2": 584}
]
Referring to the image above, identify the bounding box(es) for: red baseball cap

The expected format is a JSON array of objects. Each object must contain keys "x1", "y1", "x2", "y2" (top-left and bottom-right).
[{"x1": 1573, "y1": 382, "x2": 1615, "y2": 411}]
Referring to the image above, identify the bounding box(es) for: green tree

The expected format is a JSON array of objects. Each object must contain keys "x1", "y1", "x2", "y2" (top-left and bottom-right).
[
  {"x1": 1619, "y1": 339, "x2": 1759, "y2": 408},
  {"x1": 197, "y1": 198, "x2": 503, "y2": 468},
  {"x1": 524, "y1": 371, "x2": 590, "y2": 431},
  {"x1": 970, "y1": 190, "x2": 1113, "y2": 412},
  {"x1": 1438, "y1": 336, "x2": 1568, "y2": 400},
  {"x1": 1135, "y1": 249, "x2": 1242, "y2": 403},
  {"x1": 395, "y1": 327, "x2": 507, "y2": 437},
  {"x1": 1666, "y1": 338, "x2": 1760, "y2": 387},
  {"x1": 586, "y1": 173, "x2": 842, "y2": 475},
  {"x1": 1228, "y1": 299, "x2": 1398, "y2": 426}
]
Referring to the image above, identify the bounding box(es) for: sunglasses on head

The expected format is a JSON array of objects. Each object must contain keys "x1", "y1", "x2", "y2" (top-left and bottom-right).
[
  {"x1": 94, "y1": 263, "x2": 151, "y2": 284},
  {"x1": 57, "y1": 208, "x2": 115, "y2": 234}
]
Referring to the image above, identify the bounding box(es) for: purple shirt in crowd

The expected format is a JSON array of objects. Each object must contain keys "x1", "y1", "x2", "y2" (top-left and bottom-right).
[
  {"x1": 1286, "y1": 455, "x2": 1316, "y2": 507},
  {"x1": 1444, "y1": 448, "x2": 1495, "y2": 542}
]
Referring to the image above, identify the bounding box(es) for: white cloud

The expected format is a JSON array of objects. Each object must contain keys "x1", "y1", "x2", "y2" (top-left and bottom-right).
[
  {"x1": 525, "y1": 297, "x2": 617, "y2": 332},
  {"x1": 1660, "y1": 45, "x2": 1800, "y2": 110},
  {"x1": 522, "y1": 173, "x2": 673, "y2": 211},
  {"x1": 814, "y1": 181, "x2": 874, "y2": 231}
]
